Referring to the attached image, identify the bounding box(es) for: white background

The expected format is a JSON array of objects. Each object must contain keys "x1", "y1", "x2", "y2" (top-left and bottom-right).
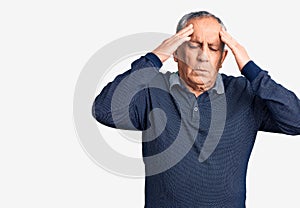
[{"x1": 1, "y1": 0, "x2": 300, "y2": 207}]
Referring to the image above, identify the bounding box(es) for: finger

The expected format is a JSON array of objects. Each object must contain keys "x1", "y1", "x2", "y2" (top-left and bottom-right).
[
  {"x1": 179, "y1": 26, "x2": 194, "y2": 38},
  {"x1": 219, "y1": 30, "x2": 231, "y2": 43},
  {"x1": 177, "y1": 36, "x2": 191, "y2": 45},
  {"x1": 221, "y1": 29, "x2": 238, "y2": 45},
  {"x1": 220, "y1": 27, "x2": 232, "y2": 38},
  {"x1": 220, "y1": 29, "x2": 237, "y2": 49},
  {"x1": 176, "y1": 24, "x2": 194, "y2": 37},
  {"x1": 172, "y1": 34, "x2": 192, "y2": 49},
  {"x1": 168, "y1": 26, "x2": 193, "y2": 46}
]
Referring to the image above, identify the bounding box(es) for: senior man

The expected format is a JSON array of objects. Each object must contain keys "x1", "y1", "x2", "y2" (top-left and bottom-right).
[{"x1": 92, "y1": 11, "x2": 300, "y2": 208}]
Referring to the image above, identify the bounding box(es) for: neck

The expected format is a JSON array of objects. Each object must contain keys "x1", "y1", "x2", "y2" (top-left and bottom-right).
[
  {"x1": 187, "y1": 85, "x2": 205, "y2": 97},
  {"x1": 180, "y1": 79, "x2": 206, "y2": 97}
]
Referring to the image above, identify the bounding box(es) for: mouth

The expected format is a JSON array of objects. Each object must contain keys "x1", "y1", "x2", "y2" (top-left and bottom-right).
[{"x1": 193, "y1": 68, "x2": 209, "y2": 73}]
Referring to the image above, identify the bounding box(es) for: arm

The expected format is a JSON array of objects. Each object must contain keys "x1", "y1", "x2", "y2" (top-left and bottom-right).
[
  {"x1": 220, "y1": 29, "x2": 300, "y2": 135},
  {"x1": 92, "y1": 53, "x2": 162, "y2": 130},
  {"x1": 92, "y1": 25, "x2": 194, "y2": 130},
  {"x1": 242, "y1": 61, "x2": 300, "y2": 135}
]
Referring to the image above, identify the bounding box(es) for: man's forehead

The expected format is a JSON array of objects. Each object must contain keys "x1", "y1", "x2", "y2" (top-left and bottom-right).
[
  {"x1": 187, "y1": 16, "x2": 221, "y2": 27},
  {"x1": 188, "y1": 17, "x2": 221, "y2": 43}
]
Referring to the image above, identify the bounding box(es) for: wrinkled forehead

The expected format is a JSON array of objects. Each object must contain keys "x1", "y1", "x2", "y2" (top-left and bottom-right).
[{"x1": 187, "y1": 17, "x2": 222, "y2": 43}]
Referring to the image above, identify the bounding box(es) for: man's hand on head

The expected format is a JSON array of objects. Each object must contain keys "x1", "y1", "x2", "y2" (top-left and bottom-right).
[
  {"x1": 220, "y1": 28, "x2": 251, "y2": 71},
  {"x1": 152, "y1": 24, "x2": 194, "y2": 63}
]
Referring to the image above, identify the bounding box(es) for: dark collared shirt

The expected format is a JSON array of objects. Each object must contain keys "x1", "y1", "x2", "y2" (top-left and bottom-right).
[{"x1": 92, "y1": 53, "x2": 300, "y2": 208}]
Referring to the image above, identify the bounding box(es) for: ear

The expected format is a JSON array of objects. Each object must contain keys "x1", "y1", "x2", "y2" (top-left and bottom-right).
[
  {"x1": 173, "y1": 51, "x2": 178, "y2": 62},
  {"x1": 218, "y1": 49, "x2": 228, "y2": 68}
]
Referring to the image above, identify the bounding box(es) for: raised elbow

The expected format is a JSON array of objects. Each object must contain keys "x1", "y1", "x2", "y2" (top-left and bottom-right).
[{"x1": 91, "y1": 98, "x2": 115, "y2": 128}]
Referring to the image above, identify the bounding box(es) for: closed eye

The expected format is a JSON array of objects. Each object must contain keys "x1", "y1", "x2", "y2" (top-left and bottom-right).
[
  {"x1": 209, "y1": 46, "x2": 218, "y2": 51},
  {"x1": 187, "y1": 42, "x2": 200, "y2": 49},
  {"x1": 187, "y1": 42, "x2": 220, "y2": 51}
]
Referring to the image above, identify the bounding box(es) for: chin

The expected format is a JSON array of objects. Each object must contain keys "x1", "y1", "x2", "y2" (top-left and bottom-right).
[{"x1": 188, "y1": 78, "x2": 205, "y2": 86}]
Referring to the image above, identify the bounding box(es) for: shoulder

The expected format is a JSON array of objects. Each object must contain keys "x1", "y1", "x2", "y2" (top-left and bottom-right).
[
  {"x1": 221, "y1": 73, "x2": 250, "y2": 90},
  {"x1": 148, "y1": 71, "x2": 173, "y2": 89},
  {"x1": 220, "y1": 73, "x2": 255, "y2": 99},
  {"x1": 221, "y1": 73, "x2": 247, "y2": 86}
]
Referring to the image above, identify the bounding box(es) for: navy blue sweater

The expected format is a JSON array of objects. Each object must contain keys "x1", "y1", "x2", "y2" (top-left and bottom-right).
[{"x1": 92, "y1": 53, "x2": 300, "y2": 208}]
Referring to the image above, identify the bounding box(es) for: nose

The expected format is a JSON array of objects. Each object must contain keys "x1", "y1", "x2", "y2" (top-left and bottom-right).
[{"x1": 197, "y1": 46, "x2": 209, "y2": 62}]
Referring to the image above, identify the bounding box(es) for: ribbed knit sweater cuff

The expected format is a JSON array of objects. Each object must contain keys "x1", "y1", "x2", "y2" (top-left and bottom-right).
[
  {"x1": 145, "y1": 52, "x2": 163, "y2": 69},
  {"x1": 241, "y1": 60, "x2": 262, "y2": 82}
]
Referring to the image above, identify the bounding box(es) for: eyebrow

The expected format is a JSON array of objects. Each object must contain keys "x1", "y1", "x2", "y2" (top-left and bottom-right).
[{"x1": 189, "y1": 41, "x2": 220, "y2": 47}]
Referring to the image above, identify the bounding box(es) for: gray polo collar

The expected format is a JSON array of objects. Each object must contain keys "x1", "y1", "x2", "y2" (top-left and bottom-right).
[{"x1": 169, "y1": 72, "x2": 225, "y2": 94}]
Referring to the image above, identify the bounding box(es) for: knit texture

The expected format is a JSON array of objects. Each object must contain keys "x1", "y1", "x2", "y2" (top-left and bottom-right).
[{"x1": 92, "y1": 53, "x2": 300, "y2": 208}]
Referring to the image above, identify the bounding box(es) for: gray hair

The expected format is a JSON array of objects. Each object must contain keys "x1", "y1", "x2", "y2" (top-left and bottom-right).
[
  {"x1": 176, "y1": 11, "x2": 226, "y2": 32},
  {"x1": 176, "y1": 11, "x2": 226, "y2": 51}
]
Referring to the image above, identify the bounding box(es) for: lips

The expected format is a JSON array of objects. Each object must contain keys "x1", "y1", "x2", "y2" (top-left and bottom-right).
[
  {"x1": 193, "y1": 68, "x2": 207, "y2": 72},
  {"x1": 193, "y1": 68, "x2": 209, "y2": 74}
]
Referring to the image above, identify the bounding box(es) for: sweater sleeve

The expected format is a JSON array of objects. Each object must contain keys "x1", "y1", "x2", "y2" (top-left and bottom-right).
[
  {"x1": 242, "y1": 61, "x2": 300, "y2": 135},
  {"x1": 92, "y1": 53, "x2": 162, "y2": 130}
]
